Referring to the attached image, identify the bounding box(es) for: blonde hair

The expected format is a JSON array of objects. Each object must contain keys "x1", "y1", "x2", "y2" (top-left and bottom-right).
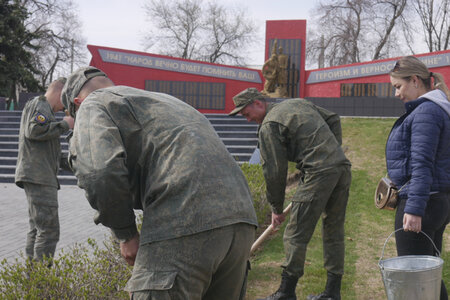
[{"x1": 390, "y1": 56, "x2": 450, "y2": 100}]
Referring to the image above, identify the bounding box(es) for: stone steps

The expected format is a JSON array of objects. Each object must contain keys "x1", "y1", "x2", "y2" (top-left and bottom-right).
[{"x1": 0, "y1": 111, "x2": 258, "y2": 185}]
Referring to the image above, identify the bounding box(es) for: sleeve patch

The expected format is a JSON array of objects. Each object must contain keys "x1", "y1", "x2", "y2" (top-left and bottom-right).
[{"x1": 35, "y1": 113, "x2": 47, "y2": 124}]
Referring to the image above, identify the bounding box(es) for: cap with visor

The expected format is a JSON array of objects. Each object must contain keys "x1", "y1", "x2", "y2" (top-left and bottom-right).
[
  {"x1": 229, "y1": 88, "x2": 264, "y2": 116},
  {"x1": 61, "y1": 66, "x2": 107, "y2": 117}
]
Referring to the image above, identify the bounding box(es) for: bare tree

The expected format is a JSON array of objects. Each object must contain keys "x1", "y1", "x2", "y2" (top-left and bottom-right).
[
  {"x1": 370, "y1": 0, "x2": 408, "y2": 60},
  {"x1": 414, "y1": 0, "x2": 450, "y2": 52},
  {"x1": 202, "y1": 2, "x2": 256, "y2": 65},
  {"x1": 307, "y1": 0, "x2": 413, "y2": 67},
  {"x1": 21, "y1": 0, "x2": 87, "y2": 87},
  {"x1": 308, "y1": 0, "x2": 368, "y2": 67},
  {"x1": 142, "y1": 0, "x2": 257, "y2": 66},
  {"x1": 142, "y1": 0, "x2": 203, "y2": 60}
]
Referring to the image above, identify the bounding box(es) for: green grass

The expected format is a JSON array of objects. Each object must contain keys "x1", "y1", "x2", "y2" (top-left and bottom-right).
[{"x1": 246, "y1": 118, "x2": 450, "y2": 300}]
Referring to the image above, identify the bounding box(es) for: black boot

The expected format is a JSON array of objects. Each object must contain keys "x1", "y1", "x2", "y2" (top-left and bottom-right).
[
  {"x1": 257, "y1": 271, "x2": 298, "y2": 300},
  {"x1": 306, "y1": 272, "x2": 342, "y2": 300}
]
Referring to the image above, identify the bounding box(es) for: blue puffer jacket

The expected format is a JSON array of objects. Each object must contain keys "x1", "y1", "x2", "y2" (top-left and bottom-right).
[{"x1": 386, "y1": 89, "x2": 450, "y2": 217}]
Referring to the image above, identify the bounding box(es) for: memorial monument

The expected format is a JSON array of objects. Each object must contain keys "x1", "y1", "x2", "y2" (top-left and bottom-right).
[{"x1": 261, "y1": 40, "x2": 289, "y2": 98}]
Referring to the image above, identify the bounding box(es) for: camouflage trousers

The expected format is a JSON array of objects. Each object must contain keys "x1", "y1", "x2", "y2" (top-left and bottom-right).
[
  {"x1": 125, "y1": 223, "x2": 255, "y2": 300},
  {"x1": 282, "y1": 165, "x2": 351, "y2": 278},
  {"x1": 23, "y1": 182, "x2": 59, "y2": 261}
]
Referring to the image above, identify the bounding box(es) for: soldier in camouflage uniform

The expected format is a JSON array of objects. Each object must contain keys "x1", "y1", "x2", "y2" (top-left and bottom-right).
[
  {"x1": 61, "y1": 67, "x2": 258, "y2": 300},
  {"x1": 230, "y1": 88, "x2": 351, "y2": 300},
  {"x1": 15, "y1": 78, "x2": 74, "y2": 262}
]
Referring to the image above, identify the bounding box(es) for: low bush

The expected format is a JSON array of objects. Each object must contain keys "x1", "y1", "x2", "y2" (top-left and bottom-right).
[
  {"x1": 0, "y1": 238, "x2": 131, "y2": 299},
  {"x1": 240, "y1": 163, "x2": 271, "y2": 228}
]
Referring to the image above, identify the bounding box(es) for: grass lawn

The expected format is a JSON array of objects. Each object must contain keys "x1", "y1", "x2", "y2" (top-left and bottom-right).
[{"x1": 245, "y1": 118, "x2": 450, "y2": 300}]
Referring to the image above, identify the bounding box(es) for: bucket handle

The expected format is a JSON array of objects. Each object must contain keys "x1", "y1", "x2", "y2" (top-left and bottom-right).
[{"x1": 379, "y1": 228, "x2": 441, "y2": 264}]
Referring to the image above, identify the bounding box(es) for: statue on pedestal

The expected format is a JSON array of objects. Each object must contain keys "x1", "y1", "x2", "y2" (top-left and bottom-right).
[
  {"x1": 276, "y1": 46, "x2": 289, "y2": 97},
  {"x1": 262, "y1": 42, "x2": 279, "y2": 95},
  {"x1": 261, "y1": 40, "x2": 289, "y2": 98}
]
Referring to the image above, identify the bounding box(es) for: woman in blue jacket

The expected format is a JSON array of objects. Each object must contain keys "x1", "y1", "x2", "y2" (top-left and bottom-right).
[{"x1": 388, "y1": 56, "x2": 450, "y2": 300}]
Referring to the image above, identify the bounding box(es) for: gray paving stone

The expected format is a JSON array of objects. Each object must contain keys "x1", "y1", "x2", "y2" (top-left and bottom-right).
[{"x1": 0, "y1": 183, "x2": 112, "y2": 262}]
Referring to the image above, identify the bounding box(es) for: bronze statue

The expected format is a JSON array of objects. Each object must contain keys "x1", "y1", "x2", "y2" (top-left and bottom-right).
[
  {"x1": 262, "y1": 41, "x2": 279, "y2": 95},
  {"x1": 276, "y1": 46, "x2": 288, "y2": 97},
  {"x1": 261, "y1": 40, "x2": 289, "y2": 98}
]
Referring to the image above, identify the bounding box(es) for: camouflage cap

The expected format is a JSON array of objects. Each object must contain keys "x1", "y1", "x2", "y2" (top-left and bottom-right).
[
  {"x1": 228, "y1": 88, "x2": 264, "y2": 116},
  {"x1": 61, "y1": 66, "x2": 107, "y2": 113}
]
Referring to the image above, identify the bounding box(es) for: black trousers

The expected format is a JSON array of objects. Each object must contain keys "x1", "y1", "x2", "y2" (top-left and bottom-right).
[{"x1": 395, "y1": 192, "x2": 450, "y2": 300}]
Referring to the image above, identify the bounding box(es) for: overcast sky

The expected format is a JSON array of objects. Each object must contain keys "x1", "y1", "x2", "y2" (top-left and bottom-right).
[{"x1": 76, "y1": 0, "x2": 316, "y2": 67}]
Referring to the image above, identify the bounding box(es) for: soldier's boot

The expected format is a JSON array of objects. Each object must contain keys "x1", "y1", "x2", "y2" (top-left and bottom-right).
[
  {"x1": 257, "y1": 271, "x2": 298, "y2": 300},
  {"x1": 306, "y1": 272, "x2": 342, "y2": 300}
]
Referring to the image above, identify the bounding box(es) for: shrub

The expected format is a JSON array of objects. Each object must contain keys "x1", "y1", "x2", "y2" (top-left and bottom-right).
[
  {"x1": 0, "y1": 238, "x2": 131, "y2": 299},
  {"x1": 240, "y1": 163, "x2": 271, "y2": 228}
]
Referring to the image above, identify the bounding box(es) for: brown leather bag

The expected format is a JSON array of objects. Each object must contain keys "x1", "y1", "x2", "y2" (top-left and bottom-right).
[{"x1": 374, "y1": 177, "x2": 398, "y2": 210}]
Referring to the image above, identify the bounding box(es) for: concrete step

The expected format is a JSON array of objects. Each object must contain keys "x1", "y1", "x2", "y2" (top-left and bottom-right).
[
  {"x1": 0, "y1": 165, "x2": 18, "y2": 174},
  {"x1": 0, "y1": 116, "x2": 22, "y2": 122},
  {"x1": 0, "y1": 142, "x2": 68, "y2": 150},
  {"x1": 0, "y1": 142, "x2": 18, "y2": 150},
  {"x1": 0, "y1": 122, "x2": 20, "y2": 129},
  {"x1": 0, "y1": 128, "x2": 19, "y2": 135},
  {"x1": 0, "y1": 110, "x2": 64, "y2": 115},
  {"x1": 225, "y1": 145, "x2": 255, "y2": 153},
  {"x1": 0, "y1": 149, "x2": 18, "y2": 157},
  {"x1": 216, "y1": 131, "x2": 258, "y2": 139},
  {"x1": 221, "y1": 138, "x2": 258, "y2": 146},
  {"x1": 0, "y1": 135, "x2": 18, "y2": 142},
  {"x1": 0, "y1": 111, "x2": 22, "y2": 116},
  {"x1": 0, "y1": 174, "x2": 14, "y2": 184},
  {"x1": 0, "y1": 173, "x2": 77, "y2": 185},
  {"x1": 212, "y1": 124, "x2": 258, "y2": 132},
  {"x1": 0, "y1": 157, "x2": 17, "y2": 165},
  {"x1": 0, "y1": 135, "x2": 69, "y2": 143},
  {"x1": 0, "y1": 165, "x2": 73, "y2": 175}
]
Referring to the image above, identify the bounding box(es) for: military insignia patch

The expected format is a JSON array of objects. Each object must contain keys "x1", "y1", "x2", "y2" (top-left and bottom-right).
[{"x1": 35, "y1": 113, "x2": 47, "y2": 124}]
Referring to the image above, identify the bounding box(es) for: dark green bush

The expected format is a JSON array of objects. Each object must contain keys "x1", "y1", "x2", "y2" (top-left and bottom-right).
[{"x1": 240, "y1": 163, "x2": 271, "y2": 227}]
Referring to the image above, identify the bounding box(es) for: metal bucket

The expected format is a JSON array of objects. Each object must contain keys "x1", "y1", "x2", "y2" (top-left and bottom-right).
[{"x1": 378, "y1": 229, "x2": 444, "y2": 300}]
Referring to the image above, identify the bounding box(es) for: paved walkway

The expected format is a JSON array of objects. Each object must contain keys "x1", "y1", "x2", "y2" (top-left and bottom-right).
[{"x1": 0, "y1": 183, "x2": 112, "y2": 262}]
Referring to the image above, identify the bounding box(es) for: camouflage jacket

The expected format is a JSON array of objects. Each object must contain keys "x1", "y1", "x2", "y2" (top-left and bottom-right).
[
  {"x1": 69, "y1": 86, "x2": 257, "y2": 243},
  {"x1": 15, "y1": 96, "x2": 69, "y2": 189},
  {"x1": 259, "y1": 99, "x2": 351, "y2": 214}
]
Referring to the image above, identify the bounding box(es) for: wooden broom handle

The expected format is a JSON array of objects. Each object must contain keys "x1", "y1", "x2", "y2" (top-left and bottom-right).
[{"x1": 250, "y1": 202, "x2": 292, "y2": 254}]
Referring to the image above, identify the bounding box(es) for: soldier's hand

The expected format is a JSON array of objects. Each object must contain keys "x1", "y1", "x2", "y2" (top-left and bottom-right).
[
  {"x1": 272, "y1": 212, "x2": 286, "y2": 228},
  {"x1": 63, "y1": 116, "x2": 75, "y2": 129},
  {"x1": 120, "y1": 233, "x2": 140, "y2": 266}
]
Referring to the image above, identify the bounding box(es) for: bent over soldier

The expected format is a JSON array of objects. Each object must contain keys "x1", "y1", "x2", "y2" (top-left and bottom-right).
[
  {"x1": 230, "y1": 88, "x2": 351, "y2": 300},
  {"x1": 61, "y1": 67, "x2": 258, "y2": 300},
  {"x1": 15, "y1": 78, "x2": 74, "y2": 262}
]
